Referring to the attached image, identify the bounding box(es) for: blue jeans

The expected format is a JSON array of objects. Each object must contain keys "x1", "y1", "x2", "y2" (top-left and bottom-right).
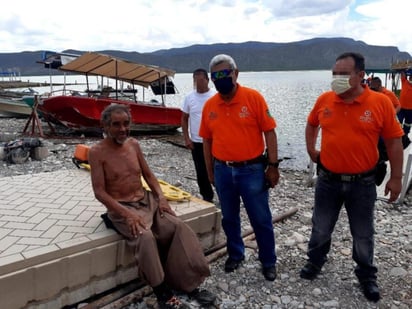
[
  {"x1": 307, "y1": 170, "x2": 378, "y2": 282},
  {"x1": 214, "y1": 160, "x2": 276, "y2": 267}
]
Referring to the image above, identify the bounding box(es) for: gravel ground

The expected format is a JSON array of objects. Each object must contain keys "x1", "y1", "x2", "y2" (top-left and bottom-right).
[{"x1": 0, "y1": 118, "x2": 411, "y2": 309}]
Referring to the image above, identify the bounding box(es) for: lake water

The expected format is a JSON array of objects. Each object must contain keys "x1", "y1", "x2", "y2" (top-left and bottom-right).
[{"x1": 17, "y1": 71, "x2": 336, "y2": 171}]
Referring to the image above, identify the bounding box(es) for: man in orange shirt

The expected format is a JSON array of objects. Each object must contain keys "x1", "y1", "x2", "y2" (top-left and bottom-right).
[
  {"x1": 300, "y1": 53, "x2": 403, "y2": 303},
  {"x1": 370, "y1": 76, "x2": 402, "y2": 165},
  {"x1": 199, "y1": 54, "x2": 280, "y2": 281},
  {"x1": 369, "y1": 76, "x2": 401, "y2": 113},
  {"x1": 398, "y1": 71, "x2": 412, "y2": 138}
]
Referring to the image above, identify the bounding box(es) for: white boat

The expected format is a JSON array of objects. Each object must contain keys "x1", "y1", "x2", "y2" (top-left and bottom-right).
[{"x1": 0, "y1": 96, "x2": 32, "y2": 118}]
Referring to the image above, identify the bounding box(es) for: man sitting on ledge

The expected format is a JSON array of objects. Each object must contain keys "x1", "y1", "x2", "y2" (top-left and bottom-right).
[{"x1": 89, "y1": 104, "x2": 216, "y2": 309}]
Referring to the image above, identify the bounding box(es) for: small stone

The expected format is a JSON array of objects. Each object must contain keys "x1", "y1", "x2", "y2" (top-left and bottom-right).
[
  {"x1": 323, "y1": 300, "x2": 339, "y2": 307},
  {"x1": 340, "y1": 248, "x2": 351, "y2": 256},
  {"x1": 217, "y1": 282, "x2": 229, "y2": 292},
  {"x1": 312, "y1": 288, "x2": 322, "y2": 296},
  {"x1": 281, "y1": 295, "x2": 292, "y2": 304},
  {"x1": 389, "y1": 267, "x2": 408, "y2": 277}
]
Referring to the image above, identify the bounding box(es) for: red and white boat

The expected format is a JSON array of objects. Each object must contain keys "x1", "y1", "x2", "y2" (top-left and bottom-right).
[
  {"x1": 39, "y1": 95, "x2": 182, "y2": 133},
  {"x1": 37, "y1": 52, "x2": 182, "y2": 134}
]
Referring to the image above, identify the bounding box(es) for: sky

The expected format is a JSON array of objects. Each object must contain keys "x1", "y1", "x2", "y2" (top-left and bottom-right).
[{"x1": 1, "y1": 0, "x2": 412, "y2": 55}]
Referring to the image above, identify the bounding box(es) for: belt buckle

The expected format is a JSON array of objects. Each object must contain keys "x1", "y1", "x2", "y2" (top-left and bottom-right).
[
  {"x1": 340, "y1": 175, "x2": 353, "y2": 182},
  {"x1": 226, "y1": 161, "x2": 234, "y2": 167}
]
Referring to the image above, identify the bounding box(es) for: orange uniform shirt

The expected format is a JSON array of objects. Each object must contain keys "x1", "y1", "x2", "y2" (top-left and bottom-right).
[
  {"x1": 400, "y1": 75, "x2": 412, "y2": 109},
  {"x1": 199, "y1": 84, "x2": 276, "y2": 161},
  {"x1": 381, "y1": 87, "x2": 400, "y2": 111},
  {"x1": 307, "y1": 86, "x2": 403, "y2": 173}
]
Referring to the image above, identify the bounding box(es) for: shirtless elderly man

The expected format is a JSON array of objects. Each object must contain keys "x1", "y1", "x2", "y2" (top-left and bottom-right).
[{"x1": 89, "y1": 104, "x2": 215, "y2": 309}]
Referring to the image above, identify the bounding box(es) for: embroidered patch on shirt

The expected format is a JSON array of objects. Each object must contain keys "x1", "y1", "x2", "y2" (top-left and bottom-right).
[
  {"x1": 360, "y1": 110, "x2": 373, "y2": 123},
  {"x1": 239, "y1": 106, "x2": 250, "y2": 118}
]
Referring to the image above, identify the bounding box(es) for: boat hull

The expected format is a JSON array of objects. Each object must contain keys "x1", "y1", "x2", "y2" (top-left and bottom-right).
[
  {"x1": 0, "y1": 97, "x2": 32, "y2": 118},
  {"x1": 38, "y1": 96, "x2": 182, "y2": 133}
]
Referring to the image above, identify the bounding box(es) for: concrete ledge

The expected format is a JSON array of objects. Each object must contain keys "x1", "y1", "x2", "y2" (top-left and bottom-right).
[
  {"x1": 2, "y1": 227, "x2": 221, "y2": 309},
  {"x1": 1, "y1": 242, "x2": 137, "y2": 309},
  {"x1": 0, "y1": 170, "x2": 221, "y2": 309}
]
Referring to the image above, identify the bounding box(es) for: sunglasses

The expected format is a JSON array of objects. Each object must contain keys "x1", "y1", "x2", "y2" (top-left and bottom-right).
[{"x1": 211, "y1": 69, "x2": 233, "y2": 80}]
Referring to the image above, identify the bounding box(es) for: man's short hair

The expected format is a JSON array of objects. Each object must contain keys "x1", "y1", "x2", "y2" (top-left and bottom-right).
[
  {"x1": 369, "y1": 76, "x2": 383, "y2": 91},
  {"x1": 193, "y1": 68, "x2": 208, "y2": 80},
  {"x1": 336, "y1": 52, "x2": 365, "y2": 72},
  {"x1": 209, "y1": 54, "x2": 237, "y2": 72},
  {"x1": 371, "y1": 76, "x2": 382, "y2": 86},
  {"x1": 101, "y1": 104, "x2": 131, "y2": 126}
]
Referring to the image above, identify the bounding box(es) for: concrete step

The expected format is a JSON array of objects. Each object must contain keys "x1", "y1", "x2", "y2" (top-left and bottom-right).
[{"x1": 0, "y1": 169, "x2": 221, "y2": 309}]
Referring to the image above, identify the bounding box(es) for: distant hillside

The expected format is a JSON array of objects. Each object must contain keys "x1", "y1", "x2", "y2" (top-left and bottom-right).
[{"x1": 1, "y1": 37, "x2": 410, "y2": 76}]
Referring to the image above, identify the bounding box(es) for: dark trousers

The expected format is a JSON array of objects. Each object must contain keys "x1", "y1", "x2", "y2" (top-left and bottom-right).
[
  {"x1": 397, "y1": 108, "x2": 412, "y2": 136},
  {"x1": 192, "y1": 142, "x2": 214, "y2": 202},
  {"x1": 307, "y1": 170, "x2": 378, "y2": 282},
  {"x1": 108, "y1": 191, "x2": 210, "y2": 292}
]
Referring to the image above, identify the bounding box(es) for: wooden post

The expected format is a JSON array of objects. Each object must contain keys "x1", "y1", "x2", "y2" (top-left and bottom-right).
[
  {"x1": 22, "y1": 95, "x2": 56, "y2": 137},
  {"x1": 22, "y1": 95, "x2": 44, "y2": 137}
]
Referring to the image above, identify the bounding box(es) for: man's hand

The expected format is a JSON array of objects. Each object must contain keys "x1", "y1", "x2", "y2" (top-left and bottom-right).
[
  {"x1": 185, "y1": 139, "x2": 194, "y2": 150},
  {"x1": 126, "y1": 213, "x2": 147, "y2": 238},
  {"x1": 308, "y1": 150, "x2": 320, "y2": 163},
  {"x1": 158, "y1": 198, "x2": 176, "y2": 216},
  {"x1": 265, "y1": 166, "x2": 280, "y2": 188},
  {"x1": 385, "y1": 177, "x2": 402, "y2": 203}
]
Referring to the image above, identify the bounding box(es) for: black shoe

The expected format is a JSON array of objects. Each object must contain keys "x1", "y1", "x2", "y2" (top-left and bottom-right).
[
  {"x1": 204, "y1": 197, "x2": 214, "y2": 203},
  {"x1": 262, "y1": 266, "x2": 277, "y2": 281},
  {"x1": 188, "y1": 288, "x2": 216, "y2": 306},
  {"x1": 224, "y1": 257, "x2": 244, "y2": 272},
  {"x1": 360, "y1": 281, "x2": 381, "y2": 302},
  {"x1": 300, "y1": 262, "x2": 321, "y2": 280}
]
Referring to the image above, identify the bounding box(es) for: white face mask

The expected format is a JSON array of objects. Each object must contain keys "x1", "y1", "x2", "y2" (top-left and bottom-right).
[{"x1": 331, "y1": 75, "x2": 351, "y2": 95}]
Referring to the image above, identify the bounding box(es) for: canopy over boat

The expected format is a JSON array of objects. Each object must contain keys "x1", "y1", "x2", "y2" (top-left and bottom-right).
[{"x1": 58, "y1": 52, "x2": 176, "y2": 91}]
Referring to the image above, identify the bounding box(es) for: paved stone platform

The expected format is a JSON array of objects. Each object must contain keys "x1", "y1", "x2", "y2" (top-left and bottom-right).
[{"x1": 0, "y1": 169, "x2": 221, "y2": 309}]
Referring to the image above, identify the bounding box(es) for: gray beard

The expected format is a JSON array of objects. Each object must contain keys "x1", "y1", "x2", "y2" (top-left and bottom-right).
[{"x1": 106, "y1": 132, "x2": 127, "y2": 145}]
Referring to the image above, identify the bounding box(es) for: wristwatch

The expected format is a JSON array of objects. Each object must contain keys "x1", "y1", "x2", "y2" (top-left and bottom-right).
[{"x1": 267, "y1": 161, "x2": 279, "y2": 168}]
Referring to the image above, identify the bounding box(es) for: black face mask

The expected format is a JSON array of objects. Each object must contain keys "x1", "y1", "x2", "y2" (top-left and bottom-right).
[{"x1": 213, "y1": 77, "x2": 234, "y2": 95}]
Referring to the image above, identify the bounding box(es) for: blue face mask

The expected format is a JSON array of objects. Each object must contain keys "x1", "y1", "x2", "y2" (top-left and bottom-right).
[{"x1": 213, "y1": 77, "x2": 234, "y2": 95}]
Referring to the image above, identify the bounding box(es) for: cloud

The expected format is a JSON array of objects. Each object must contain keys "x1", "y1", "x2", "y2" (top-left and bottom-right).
[
  {"x1": 263, "y1": 0, "x2": 352, "y2": 18},
  {"x1": 0, "y1": 0, "x2": 411, "y2": 55}
]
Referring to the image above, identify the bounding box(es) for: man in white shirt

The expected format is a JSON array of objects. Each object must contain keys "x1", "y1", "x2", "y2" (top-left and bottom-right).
[{"x1": 181, "y1": 68, "x2": 216, "y2": 202}]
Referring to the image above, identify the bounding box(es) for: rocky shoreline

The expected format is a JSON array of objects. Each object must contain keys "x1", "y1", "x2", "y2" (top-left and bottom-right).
[{"x1": 0, "y1": 118, "x2": 411, "y2": 309}]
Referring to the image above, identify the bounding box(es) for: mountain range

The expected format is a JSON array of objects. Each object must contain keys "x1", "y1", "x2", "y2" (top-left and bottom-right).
[{"x1": 0, "y1": 37, "x2": 411, "y2": 76}]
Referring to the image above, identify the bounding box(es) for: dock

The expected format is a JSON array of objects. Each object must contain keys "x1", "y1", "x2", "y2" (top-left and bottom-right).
[
  {"x1": 0, "y1": 81, "x2": 80, "y2": 91},
  {"x1": 0, "y1": 169, "x2": 221, "y2": 309}
]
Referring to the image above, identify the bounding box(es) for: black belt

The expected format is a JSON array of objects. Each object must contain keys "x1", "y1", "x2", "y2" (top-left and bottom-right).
[
  {"x1": 318, "y1": 165, "x2": 376, "y2": 182},
  {"x1": 214, "y1": 155, "x2": 265, "y2": 167}
]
